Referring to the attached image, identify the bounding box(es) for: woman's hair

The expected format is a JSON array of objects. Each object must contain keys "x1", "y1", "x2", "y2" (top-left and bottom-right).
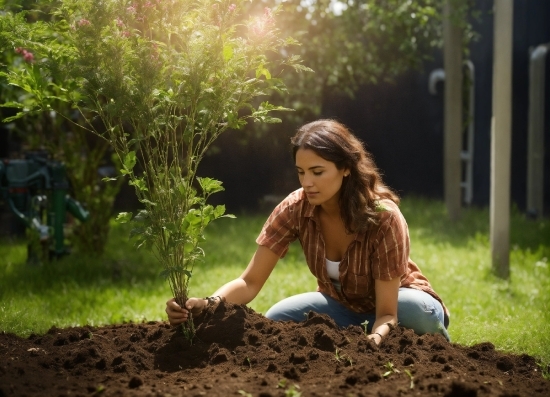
[{"x1": 291, "y1": 119, "x2": 399, "y2": 233}]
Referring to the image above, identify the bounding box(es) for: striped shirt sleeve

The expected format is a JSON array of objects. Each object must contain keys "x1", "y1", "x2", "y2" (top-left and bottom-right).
[
  {"x1": 370, "y1": 210, "x2": 409, "y2": 281},
  {"x1": 256, "y1": 197, "x2": 299, "y2": 258}
]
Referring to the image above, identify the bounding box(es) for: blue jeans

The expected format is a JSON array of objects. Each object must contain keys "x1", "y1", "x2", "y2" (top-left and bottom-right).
[{"x1": 265, "y1": 287, "x2": 450, "y2": 341}]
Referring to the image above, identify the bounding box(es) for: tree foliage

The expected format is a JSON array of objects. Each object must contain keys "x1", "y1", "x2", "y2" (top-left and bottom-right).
[
  {"x1": 243, "y1": 0, "x2": 477, "y2": 122},
  {"x1": 1, "y1": 0, "x2": 306, "y2": 337}
]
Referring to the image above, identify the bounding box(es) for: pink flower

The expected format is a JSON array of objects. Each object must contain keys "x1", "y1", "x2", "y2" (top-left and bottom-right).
[
  {"x1": 23, "y1": 51, "x2": 34, "y2": 63},
  {"x1": 144, "y1": 1, "x2": 153, "y2": 8},
  {"x1": 15, "y1": 47, "x2": 34, "y2": 63},
  {"x1": 78, "y1": 18, "x2": 91, "y2": 27},
  {"x1": 122, "y1": 30, "x2": 131, "y2": 37},
  {"x1": 116, "y1": 18, "x2": 124, "y2": 27},
  {"x1": 127, "y1": 5, "x2": 137, "y2": 15},
  {"x1": 228, "y1": 3, "x2": 236, "y2": 12}
]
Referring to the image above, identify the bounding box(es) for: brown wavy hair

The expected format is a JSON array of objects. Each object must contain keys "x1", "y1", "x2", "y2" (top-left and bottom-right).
[{"x1": 291, "y1": 119, "x2": 399, "y2": 233}]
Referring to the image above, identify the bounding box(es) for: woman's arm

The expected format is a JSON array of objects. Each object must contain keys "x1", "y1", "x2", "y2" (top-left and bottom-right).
[
  {"x1": 165, "y1": 245, "x2": 279, "y2": 326},
  {"x1": 368, "y1": 277, "x2": 400, "y2": 344}
]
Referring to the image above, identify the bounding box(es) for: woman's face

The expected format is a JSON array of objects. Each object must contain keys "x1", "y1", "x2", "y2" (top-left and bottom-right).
[{"x1": 295, "y1": 148, "x2": 348, "y2": 207}]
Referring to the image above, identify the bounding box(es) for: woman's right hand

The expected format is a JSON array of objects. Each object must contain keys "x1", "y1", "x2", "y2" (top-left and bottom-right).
[
  {"x1": 164, "y1": 246, "x2": 280, "y2": 326},
  {"x1": 165, "y1": 297, "x2": 207, "y2": 326}
]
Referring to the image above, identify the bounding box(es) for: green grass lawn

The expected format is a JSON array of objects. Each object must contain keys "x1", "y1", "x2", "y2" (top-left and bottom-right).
[{"x1": 0, "y1": 196, "x2": 549, "y2": 373}]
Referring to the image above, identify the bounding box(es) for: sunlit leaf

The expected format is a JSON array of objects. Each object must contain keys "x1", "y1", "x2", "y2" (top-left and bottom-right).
[
  {"x1": 115, "y1": 212, "x2": 133, "y2": 223},
  {"x1": 223, "y1": 44, "x2": 234, "y2": 61}
]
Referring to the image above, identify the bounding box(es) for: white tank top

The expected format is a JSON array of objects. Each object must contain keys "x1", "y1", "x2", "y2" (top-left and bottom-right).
[
  {"x1": 326, "y1": 258, "x2": 342, "y2": 292},
  {"x1": 326, "y1": 258, "x2": 340, "y2": 280}
]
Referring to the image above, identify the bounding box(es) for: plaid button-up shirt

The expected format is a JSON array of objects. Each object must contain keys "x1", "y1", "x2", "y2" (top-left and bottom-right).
[{"x1": 256, "y1": 188, "x2": 449, "y2": 324}]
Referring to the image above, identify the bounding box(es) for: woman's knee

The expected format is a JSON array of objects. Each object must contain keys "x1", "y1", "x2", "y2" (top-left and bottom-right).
[
  {"x1": 265, "y1": 301, "x2": 301, "y2": 322},
  {"x1": 265, "y1": 292, "x2": 321, "y2": 323},
  {"x1": 397, "y1": 288, "x2": 449, "y2": 340},
  {"x1": 265, "y1": 292, "x2": 358, "y2": 327}
]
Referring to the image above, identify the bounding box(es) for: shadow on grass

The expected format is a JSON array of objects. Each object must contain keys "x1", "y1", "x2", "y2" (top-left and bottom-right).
[
  {"x1": 0, "y1": 224, "x2": 160, "y2": 296},
  {"x1": 0, "y1": 215, "x2": 266, "y2": 295}
]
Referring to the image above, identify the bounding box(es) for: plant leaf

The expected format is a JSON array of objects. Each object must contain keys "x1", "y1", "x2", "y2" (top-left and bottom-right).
[{"x1": 116, "y1": 212, "x2": 133, "y2": 223}]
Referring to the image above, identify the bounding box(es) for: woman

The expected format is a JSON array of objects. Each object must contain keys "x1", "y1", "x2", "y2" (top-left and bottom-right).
[{"x1": 166, "y1": 119, "x2": 450, "y2": 343}]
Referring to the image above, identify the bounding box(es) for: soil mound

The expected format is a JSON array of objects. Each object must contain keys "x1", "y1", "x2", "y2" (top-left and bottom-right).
[{"x1": 1, "y1": 302, "x2": 548, "y2": 396}]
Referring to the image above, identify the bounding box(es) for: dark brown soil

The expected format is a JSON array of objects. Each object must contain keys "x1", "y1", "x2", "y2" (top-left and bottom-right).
[{"x1": 1, "y1": 302, "x2": 548, "y2": 397}]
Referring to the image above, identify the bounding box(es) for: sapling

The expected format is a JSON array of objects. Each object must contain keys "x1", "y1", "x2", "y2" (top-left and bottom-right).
[
  {"x1": 382, "y1": 361, "x2": 400, "y2": 378},
  {"x1": 361, "y1": 319, "x2": 369, "y2": 335},
  {"x1": 334, "y1": 348, "x2": 343, "y2": 362},
  {"x1": 284, "y1": 385, "x2": 302, "y2": 397},
  {"x1": 404, "y1": 369, "x2": 414, "y2": 389},
  {"x1": 277, "y1": 381, "x2": 302, "y2": 397},
  {"x1": 1, "y1": 0, "x2": 309, "y2": 339},
  {"x1": 277, "y1": 379, "x2": 288, "y2": 389},
  {"x1": 334, "y1": 348, "x2": 353, "y2": 366}
]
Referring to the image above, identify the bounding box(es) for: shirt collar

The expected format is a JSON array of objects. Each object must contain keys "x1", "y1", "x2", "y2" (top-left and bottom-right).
[
  {"x1": 300, "y1": 189, "x2": 362, "y2": 242},
  {"x1": 300, "y1": 188, "x2": 317, "y2": 218}
]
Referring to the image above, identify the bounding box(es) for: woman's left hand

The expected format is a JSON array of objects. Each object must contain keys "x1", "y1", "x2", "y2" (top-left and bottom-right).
[
  {"x1": 364, "y1": 334, "x2": 380, "y2": 351},
  {"x1": 368, "y1": 333, "x2": 382, "y2": 346}
]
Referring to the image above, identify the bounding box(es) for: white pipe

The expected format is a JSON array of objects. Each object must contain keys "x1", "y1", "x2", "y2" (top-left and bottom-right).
[
  {"x1": 428, "y1": 62, "x2": 475, "y2": 205},
  {"x1": 428, "y1": 68, "x2": 445, "y2": 95},
  {"x1": 463, "y1": 60, "x2": 475, "y2": 205}
]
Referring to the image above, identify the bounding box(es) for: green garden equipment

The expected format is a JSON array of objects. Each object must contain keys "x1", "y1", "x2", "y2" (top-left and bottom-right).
[{"x1": 0, "y1": 152, "x2": 89, "y2": 264}]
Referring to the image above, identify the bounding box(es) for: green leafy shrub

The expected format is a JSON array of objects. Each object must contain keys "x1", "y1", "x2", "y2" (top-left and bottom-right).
[{"x1": 1, "y1": 0, "x2": 308, "y2": 336}]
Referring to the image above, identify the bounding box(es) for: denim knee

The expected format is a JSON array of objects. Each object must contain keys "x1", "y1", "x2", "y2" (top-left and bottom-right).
[
  {"x1": 397, "y1": 288, "x2": 450, "y2": 341},
  {"x1": 266, "y1": 289, "x2": 450, "y2": 341},
  {"x1": 265, "y1": 292, "x2": 319, "y2": 323},
  {"x1": 265, "y1": 292, "x2": 371, "y2": 328}
]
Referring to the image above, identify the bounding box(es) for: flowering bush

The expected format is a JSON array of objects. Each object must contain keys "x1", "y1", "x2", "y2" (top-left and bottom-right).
[
  {"x1": 1, "y1": 0, "x2": 308, "y2": 337},
  {"x1": 1, "y1": 11, "x2": 125, "y2": 257},
  {"x1": 14, "y1": 47, "x2": 35, "y2": 63}
]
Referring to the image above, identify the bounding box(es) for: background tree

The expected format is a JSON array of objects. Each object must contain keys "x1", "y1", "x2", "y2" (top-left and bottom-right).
[
  {"x1": 246, "y1": 0, "x2": 446, "y2": 121},
  {"x1": 0, "y1": 1, "x2": 124, "y2": 256},
  {"x1": 0, "y1": 0, "x2": 306, "y2": 337},
  {"x1": 195, "y1": 0, "x2": 478, "y2": 213}
]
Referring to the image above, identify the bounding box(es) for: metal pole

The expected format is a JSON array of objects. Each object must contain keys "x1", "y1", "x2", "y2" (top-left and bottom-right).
[
  {"x1": 526, "y1": 44, "x2": 548, "y2": 219},
  {"x1": 50, "y1": 162, "x2": 69, "y2": 257}
]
